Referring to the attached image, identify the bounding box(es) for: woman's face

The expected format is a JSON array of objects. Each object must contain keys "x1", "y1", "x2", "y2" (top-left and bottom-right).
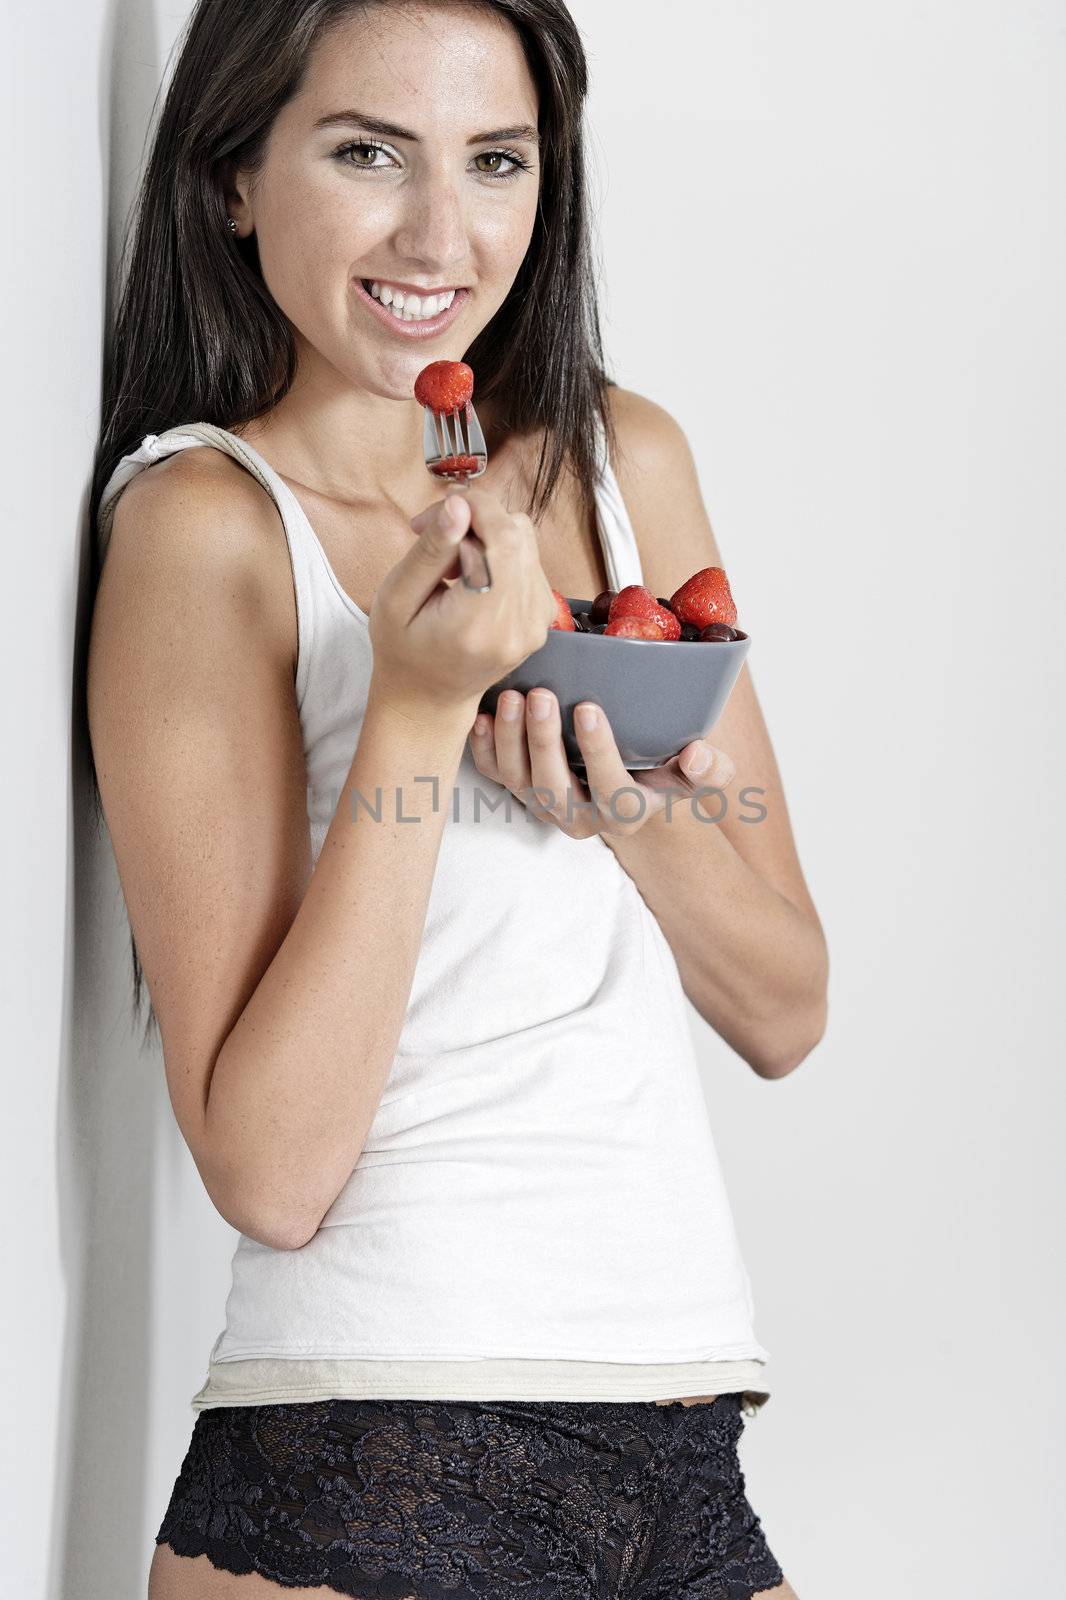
[{"x1": 233, "y1": 1, "x2": 541, "y2": 403}]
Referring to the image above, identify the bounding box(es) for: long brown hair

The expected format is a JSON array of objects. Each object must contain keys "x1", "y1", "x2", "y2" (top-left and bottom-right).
[{"x1": 90, "y1": 0, "x2": 617, "y2": 1042}]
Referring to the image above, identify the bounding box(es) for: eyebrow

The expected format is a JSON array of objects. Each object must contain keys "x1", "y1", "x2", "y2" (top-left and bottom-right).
[{"x1": 313, "y1": 109, "x2": 540, "y2": 145}]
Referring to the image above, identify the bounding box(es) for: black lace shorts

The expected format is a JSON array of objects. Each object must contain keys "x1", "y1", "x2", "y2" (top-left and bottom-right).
[{"x1": 156, "y1": 1393, "x2": 785, "y2": 1599}]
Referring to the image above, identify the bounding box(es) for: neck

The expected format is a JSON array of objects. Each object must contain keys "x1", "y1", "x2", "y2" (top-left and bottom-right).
[{"x1": 233, "y1": 339, "x2": 516, "y2": 504}]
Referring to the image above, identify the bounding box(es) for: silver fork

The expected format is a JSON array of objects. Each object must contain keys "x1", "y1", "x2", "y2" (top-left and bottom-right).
[{"x1": 422, "y1": 400, "x2": 492, "y2": 591}]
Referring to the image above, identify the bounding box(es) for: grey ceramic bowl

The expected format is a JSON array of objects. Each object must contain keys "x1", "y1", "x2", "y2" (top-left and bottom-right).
[{"x1": 477, "y1": 598, "x2": 750, "y2": 772}]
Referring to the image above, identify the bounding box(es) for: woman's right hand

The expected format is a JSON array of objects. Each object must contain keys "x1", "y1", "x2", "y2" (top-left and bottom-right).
[{"x1": 368, "y1": 485, "x2": 558, "y2": 718}]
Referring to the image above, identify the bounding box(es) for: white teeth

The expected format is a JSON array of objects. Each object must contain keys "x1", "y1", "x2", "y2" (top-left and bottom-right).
[{"x1": 368, "y1": 281, "x2": 459, "y2": 322}]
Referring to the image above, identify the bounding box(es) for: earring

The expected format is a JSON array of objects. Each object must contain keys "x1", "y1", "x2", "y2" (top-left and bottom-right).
[{"x1": 227, "y1": 218, "x2": 238, "y2": 234}]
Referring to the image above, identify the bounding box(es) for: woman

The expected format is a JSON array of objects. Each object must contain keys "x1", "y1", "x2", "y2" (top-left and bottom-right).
[{"x1": 88, "y1": 1, "x2": 827, "y2": 1595}]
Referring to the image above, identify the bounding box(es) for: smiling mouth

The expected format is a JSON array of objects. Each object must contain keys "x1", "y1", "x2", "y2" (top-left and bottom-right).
[{"x1": 360, "y1": 279, "x2": 464, "y2": 323}]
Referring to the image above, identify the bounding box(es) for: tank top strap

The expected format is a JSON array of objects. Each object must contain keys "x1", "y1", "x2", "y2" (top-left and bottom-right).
[
  {"x1": 590, "y1": 402, "x2": 645, "y2": 593},
  {"x1": 98, "y1": 423, "x2": 303, "y2": 555},
  {"x1": 96, "y1": 422, "x2": 321, "y2": 705}
]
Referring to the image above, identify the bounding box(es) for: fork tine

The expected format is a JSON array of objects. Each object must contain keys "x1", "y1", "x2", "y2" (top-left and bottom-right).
[
  {"x1": 465, "y1": 401, "x2": 487, "y2": 458},
  {"x1": 422, "y1": 400, "x2": 488, "y2": 471},
  {"x1": 424, "y1": 406, "x2": 443, "y2": 464},
  {"x1": 418, "y1": 395, "x2": 491, "y2": 589}
]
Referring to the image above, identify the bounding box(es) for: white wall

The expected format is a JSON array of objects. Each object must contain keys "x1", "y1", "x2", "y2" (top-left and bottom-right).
[
  {"x1": 3, "y1": 4, "x2": 236, "y2": 1597},
  {"x1": 3, "y1": 2, "x2": 1062, "y2": 1596}
]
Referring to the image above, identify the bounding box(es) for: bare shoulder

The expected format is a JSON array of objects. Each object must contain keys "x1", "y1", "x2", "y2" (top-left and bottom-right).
[
  {"x1": 601, "y1": 384, "x2": 721, "y2": 592},
  {"x1": 603, "y1": 384, "x2": 698, "y2": 494},
  {"x1": 101, "y1": 445, "x2": 297, "y2": 676},
  {"x1": 110, "y1": 443, "x2": 278, "y2": 551}
]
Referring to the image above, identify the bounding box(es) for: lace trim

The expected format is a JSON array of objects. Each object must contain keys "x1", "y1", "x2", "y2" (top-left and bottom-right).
[{"x1": 158, "y1": 1395, "x2": 785, "y2": 1598}]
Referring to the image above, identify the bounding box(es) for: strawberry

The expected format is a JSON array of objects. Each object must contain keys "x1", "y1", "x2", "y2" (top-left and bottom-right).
[
  {"x1": 669, "y1": 567, "x2": 738, "y2": 629},
  {"x1": 608, "y1": 584, "x2": 679, "y2": 641},
  {"x1": 607, "y1": 584, "x2": 660, "y2": 625},
  {"x1": 429, "y1": 454, "x2": 481, "y2": 476},
  {"x1": 549, "y1": 588, "x2": 576, "y2": 630},
  {"x1": 414, "y1": 361, "x2": 475, "y2": 413},
  {"x1": 605, "y1": 615, "x2": 664, "y2": 640},
  {"x1": 653, "y1": 605, "x2": 681, "y2": 642}
]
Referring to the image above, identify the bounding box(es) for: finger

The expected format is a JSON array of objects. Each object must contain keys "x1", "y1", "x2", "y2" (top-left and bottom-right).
[
  {"x1": 440, "y1": 482, "x2": 513, "y2": 533},
  {"x1": 392, "y1": 496, "x2": 473, "y2": 618},
  {"x1": 679, "y1": 742, "x2": 736, "y2": 788},
  {"x1": 415, "y1": 487, "x2": 540, "y2": 620},
  {"x1": 410, "y1": 492, "x2": 470, "y2": 534},
  {"x1": 413, "y1": 490, "x2": 491, "y2": 592},
  {"x1": 468, "y1": 711, "x2": 502, "y2": 782},
  {"x1": 524, "y1": 689, "x2": 595, "y2": 834},
  {"x1": 571, "y1": 702, "x2": 648, "y2": 834},
  {"x1": 492, "y1": 690, "x2": 532, "y2": 797}
]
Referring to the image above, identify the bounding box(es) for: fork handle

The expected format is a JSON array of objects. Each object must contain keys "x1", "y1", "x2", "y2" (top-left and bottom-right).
[
  {"x1": 453, "y1": 473, "x2": 492, "y2": 591},
  {"x1": 458, "y1": 532, "x2": 492, "y2": 592}
]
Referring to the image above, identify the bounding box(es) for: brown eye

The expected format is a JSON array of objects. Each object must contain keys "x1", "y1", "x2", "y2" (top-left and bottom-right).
[
  {"x1": 336, "y1": 141, "x2": 389, "y2": 170},
  {"x1": 470, "y1": 150, "x2": 527, "y2": 180}
]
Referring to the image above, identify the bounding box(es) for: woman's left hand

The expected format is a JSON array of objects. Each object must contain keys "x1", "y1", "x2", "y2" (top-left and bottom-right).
[{"x1": 468, "y1": 687, "x2": 736, "y2": 839}]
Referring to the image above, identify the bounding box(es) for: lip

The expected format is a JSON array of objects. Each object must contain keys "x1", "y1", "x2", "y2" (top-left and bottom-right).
[{"x1": 353, "y1": 278, "x2": 468, "y2": 340}]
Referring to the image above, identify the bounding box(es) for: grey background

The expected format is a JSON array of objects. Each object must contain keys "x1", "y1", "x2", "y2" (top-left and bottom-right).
[{"x1": 2, "y1": 1, "x2": 1063, "y2": 1595}]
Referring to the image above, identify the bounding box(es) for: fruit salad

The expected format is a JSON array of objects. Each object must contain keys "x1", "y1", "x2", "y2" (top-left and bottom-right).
[
  {"x1": 412, "y1": 357, "x2": 745, "y2": 646},
  {"x1": 548, "y1": 568, "x2": 744, "y2": 643}
]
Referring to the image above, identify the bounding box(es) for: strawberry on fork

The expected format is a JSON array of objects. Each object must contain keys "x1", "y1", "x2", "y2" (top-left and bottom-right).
[{"x1": 415, "y1": 361, "x2": 491, "y2": 592}]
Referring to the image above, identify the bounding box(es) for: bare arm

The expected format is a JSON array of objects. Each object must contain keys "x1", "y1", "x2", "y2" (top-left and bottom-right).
[
  {"x1": 204, "y1": 688, "x2": 473, "y2": 1247},
  {"x1": 599, "y1": 388, "x2": 829, "y2": 1078},
  {"x1": 88, "y1": 452, "x2": 482, "y2": 1250}
]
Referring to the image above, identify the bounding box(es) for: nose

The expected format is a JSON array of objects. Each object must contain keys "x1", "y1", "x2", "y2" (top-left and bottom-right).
[{"x1": 391, "y1": 167, "x2": 468, "y2": 278}]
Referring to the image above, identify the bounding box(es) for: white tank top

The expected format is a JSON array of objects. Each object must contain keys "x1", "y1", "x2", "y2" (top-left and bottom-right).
[{"x1": 98, "y1": 420, "x2": 771, "y2": 1417}]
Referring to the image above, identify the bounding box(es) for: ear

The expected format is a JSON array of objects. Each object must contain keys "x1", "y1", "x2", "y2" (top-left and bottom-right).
[{"x1": 220, "y1": 157, "x2": 254, "y2": 238}]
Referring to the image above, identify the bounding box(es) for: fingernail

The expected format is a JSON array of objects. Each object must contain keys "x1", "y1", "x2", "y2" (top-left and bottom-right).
[
  {"x1": 575, "y1": 705, "x2": 599, "y2": 732},
  {"x1": 443, "y1": 503, "x2": 468, "y2": 544},
  {"x1": 472, "y1": 715, "x2": 490, "y2": 737},
  {"x1": 411, "y1": 499, "x2": 460, "y2": 535},
  {"x1": 686, "y1": 745, "x2": 711, "y2": 775},
  {"x1": 500, "y1": 693, "x2": 522, "y2": 721},
  {"x1": 528, "y1": 692, "x2": 552, "y2": 721}
]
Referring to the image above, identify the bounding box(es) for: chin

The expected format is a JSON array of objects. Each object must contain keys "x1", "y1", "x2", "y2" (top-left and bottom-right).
[{"x1": 371, "y1": 348, "x2": 462, "y2": 397}]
